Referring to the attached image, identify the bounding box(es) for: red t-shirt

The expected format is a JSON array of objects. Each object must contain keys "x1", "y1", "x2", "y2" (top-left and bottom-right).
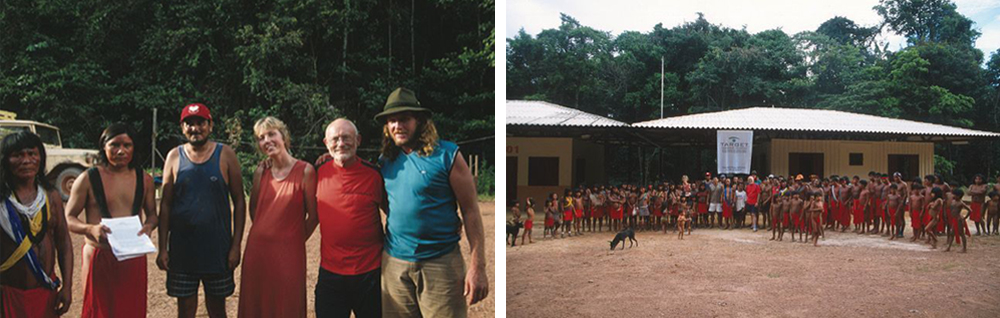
[
  {"x1": 317, "y1": 158, "x2": 385, "y2": 275},
  {"x1": 746, "y1": 183, "x2": 761, "y2": 205}
]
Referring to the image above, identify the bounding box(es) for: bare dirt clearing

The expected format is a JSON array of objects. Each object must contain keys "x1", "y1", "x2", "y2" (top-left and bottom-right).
[{"x1": 507, "y1": 221, "x2": 1000, "y2": 318}]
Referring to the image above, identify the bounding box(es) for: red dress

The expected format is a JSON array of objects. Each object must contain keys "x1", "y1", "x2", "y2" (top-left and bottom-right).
[{"x1": 238, "y1": 161, "x2": 308, "y2": 318}]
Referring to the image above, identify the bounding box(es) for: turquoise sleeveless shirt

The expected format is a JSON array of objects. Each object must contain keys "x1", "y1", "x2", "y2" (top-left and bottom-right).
[{"x1": 380, "y1": 140, "x2": 461, "y2": 262}]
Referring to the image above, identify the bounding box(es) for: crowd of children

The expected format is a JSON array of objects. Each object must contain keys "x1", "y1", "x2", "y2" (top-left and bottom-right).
[{"x1": 509, "y1": 171, "x2": 1000, "y2": 251}]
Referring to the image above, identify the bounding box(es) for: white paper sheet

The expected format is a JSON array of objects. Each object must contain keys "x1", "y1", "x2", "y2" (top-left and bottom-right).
[{"x1": 101, "y1": 216, "x2": 157, "y2": 261}]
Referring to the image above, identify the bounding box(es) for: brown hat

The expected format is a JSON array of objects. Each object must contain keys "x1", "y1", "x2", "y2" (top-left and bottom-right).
[{"x1": 374, "y1": 87, "x2": 431, "y2": 121}]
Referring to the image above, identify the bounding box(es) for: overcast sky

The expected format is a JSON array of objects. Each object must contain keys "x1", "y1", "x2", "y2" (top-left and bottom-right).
[{"x1": 505, "y1": 0, "x2": 1000, "y2": 58}]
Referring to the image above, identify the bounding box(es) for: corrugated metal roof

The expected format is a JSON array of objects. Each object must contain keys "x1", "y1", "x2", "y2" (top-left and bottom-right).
[
  {"x1": 632, "y1": 107, "x2": 1000, "y2": 137},
  {"x1": 507, "y1": 100, "x2": 628, "y2": 127}
]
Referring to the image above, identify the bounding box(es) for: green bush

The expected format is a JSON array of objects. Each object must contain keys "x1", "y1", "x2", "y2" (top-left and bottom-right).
[{"x1": 476, "y1": 161, "x2": 495, "y2": 198}]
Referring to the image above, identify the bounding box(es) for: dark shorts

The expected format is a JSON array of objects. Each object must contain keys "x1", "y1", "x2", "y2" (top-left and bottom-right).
[
  {"x1": 747, "y1": 204, "x2": 758, "y2": 215},
  {"x1": 166, "y1": 271, "x2": 235, "y2": 298},
  {"x1": 316, "y1": 267, "x2": 381, "y2": 318}
]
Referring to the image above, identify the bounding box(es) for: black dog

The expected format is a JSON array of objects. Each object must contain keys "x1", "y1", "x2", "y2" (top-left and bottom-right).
[
  {"x1": 609, "y1": 227, "x2": 638, "y2": 250},
  {"x1": 507, "y1": 221, "x2": 523, "y2": 246}
]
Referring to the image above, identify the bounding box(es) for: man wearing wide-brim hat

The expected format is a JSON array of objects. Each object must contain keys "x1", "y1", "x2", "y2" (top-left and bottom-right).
[{"x1": 374, "y1": 88, "x2": 489, "y2": 317}]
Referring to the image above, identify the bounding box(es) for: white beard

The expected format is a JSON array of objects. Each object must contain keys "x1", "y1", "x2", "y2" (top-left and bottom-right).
[{"x1": 333, "y1": 153, "x2": 355, "y2": 163}]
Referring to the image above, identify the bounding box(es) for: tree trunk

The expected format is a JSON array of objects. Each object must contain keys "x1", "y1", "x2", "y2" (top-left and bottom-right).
[
  {"x1": 343, "y1": 0, "x2": 350, "y2": 100},
  {"x1": 411, "y1": 0, "x2": 416, "y2": 75},
  {"x1": 388, "y1": 0, "x2": 392, "y2": 77}
]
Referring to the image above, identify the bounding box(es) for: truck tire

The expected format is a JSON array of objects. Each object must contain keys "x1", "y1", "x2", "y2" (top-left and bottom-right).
[{"x1": 54, "y1": 167, "x2": 83, "y2": 201}]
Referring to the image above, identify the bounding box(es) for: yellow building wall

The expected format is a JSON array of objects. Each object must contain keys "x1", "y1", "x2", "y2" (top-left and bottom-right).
[
  {"x1": 768, "y1": 139, "x2": 933, "y2": 178},
  {"x1": 506, "y1": 137, "x2": 572, "y2": 206},
  {"x1": 505, "y1": 137, "x2": 606, "y2": 206}
]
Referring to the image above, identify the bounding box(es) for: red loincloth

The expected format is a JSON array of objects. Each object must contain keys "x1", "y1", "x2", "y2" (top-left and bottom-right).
[
  {"x1": 81, "y1": 247, "x2": 147, "y2": 318},
  {"x1": 1, "y1": 285, "x2": 58, "y2": 318}
]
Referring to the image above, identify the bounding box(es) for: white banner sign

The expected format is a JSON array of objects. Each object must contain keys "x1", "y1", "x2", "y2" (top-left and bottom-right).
[{"x1": 717, "y1": 130, "x2": 753, "y2": 175}]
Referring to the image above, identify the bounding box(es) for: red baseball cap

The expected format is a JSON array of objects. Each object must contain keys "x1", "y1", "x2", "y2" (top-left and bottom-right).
[{"x1": 180, "y1": 103, "x2": 212, "y2": 122}]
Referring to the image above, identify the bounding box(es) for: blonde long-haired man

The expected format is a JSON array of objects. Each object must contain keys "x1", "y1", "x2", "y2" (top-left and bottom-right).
[{"x1": 375, "y1": 88, "x2": 488, "y2": 318}]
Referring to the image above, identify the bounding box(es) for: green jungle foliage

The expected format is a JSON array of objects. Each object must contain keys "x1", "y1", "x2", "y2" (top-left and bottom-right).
[
  {"x1": 507, "y1": 0, "x2": 1000, "y2": 185},
  {"x1": 2, "y1": 0, "x2": 496, "y2": 195}
]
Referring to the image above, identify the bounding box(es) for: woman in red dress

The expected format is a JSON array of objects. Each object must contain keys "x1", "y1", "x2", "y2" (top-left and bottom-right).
[{"x1": 238, "y1": 117, "x2": 318, "y2": 318}]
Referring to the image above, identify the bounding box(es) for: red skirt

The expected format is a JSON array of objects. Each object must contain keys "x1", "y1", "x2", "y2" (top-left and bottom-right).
[
  {"x1": 611, "y1": 206, "x2": 624, "y2": 220},
  {"x1": 545, "y1": 217, "x2": 554, "y2": 227},
  {"x1": 524, "y1": 220, "x2": 533, "y2": 230},
  {"x1": 563, "y1": 209, "x2": 573, "y2": 221},
  {"x1": 82, "y1": 247, "x2": 147, "y2": 318},
  {"x1": 971, "y1": 202, "x2": 983, "y2": 223},
  {"x1": 697, "y1": 202, "x2": 708, "y2": 215},
  {"x1": 592, "y1": 206, "x2": 605, "y2": 219},
  {"x1": 652, "y1": 206, "x2": 664, "y2": 217},
  {"x1": 947, "y1": 214, "x2": 970, "y2": 243},
  {"x1": 907, "y1": 206, "x2": 924, "y2": 229},
  {"x1": 574, "y1": 208, "x2": 584, "y2": 219},
  {"x1": 838, "y1": 202, "x2": 847, "y2": 226},
  {"x1": 853, "y1": 199, "x2": 863, "y2": 225},
  {"x1": 722, "y1": 202, "x2": 733, "y2": 218},
  {"x1": 670, "y1": 205, "x2": 680, "y2": 216},
  {"x1": 1, "y1": 285, "x2": 58, "y2": 318}
]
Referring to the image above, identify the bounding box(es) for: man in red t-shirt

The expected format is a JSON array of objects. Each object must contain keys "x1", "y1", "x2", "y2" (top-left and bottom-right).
[
  {"x1": 746, "y1": 176, "x2": 761, "y2": 232},
  {"x1": 314, "y1": 118, "x2": 385, "y2": 318}
]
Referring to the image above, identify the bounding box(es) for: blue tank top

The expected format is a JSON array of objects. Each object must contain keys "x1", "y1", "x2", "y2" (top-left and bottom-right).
[
  {"x1": 169, "y1": 143, "x2": 232, "y2": 274},
  {"x1": 380, "y1": 140, "x2": 461, "y2": 262}
]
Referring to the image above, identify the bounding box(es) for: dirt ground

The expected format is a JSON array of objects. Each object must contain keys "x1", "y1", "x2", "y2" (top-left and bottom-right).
[
  {"x1": 62, "y1": 201, "x2": 495, "y2": 318},
  {"x1": 506, "y1": 217, "x2": 1000, "y2": 318}
]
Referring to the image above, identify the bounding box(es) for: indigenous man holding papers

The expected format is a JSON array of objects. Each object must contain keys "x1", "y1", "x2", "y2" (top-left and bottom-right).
[
  {"x1": 0, "y1": 130, "x2": 74, "y2": 317},
  {"x1": 65, "y1": 123, "x2": 158, "y2": 317}
]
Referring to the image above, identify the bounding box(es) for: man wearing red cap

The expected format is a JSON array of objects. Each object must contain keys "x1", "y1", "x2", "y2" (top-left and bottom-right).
[{"x1": 157, "y1": 103, "x2": 246, "y2": 318}]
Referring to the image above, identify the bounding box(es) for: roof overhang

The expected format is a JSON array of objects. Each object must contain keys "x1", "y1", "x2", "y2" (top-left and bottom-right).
[{"x1": 507, "y1": 102, "x2": 1000, "y2": 145}]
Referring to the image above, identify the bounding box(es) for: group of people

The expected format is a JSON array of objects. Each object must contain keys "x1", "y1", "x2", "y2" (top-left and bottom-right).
[
  {"x1": 511, "y1": 170, "x2": 998, "y2": 252},
  {"x1": 0, "y1": 88, "x2": 489, "y2": 318}
]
